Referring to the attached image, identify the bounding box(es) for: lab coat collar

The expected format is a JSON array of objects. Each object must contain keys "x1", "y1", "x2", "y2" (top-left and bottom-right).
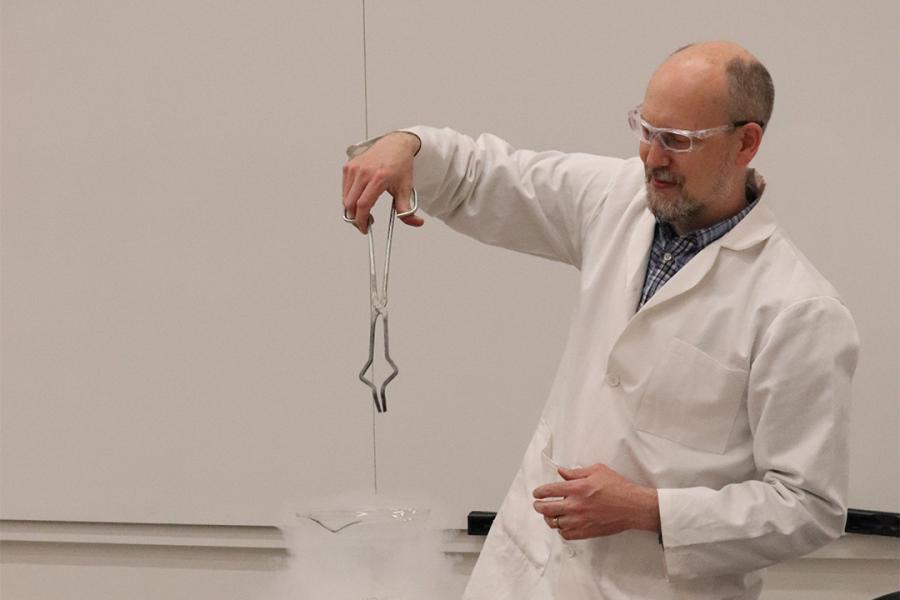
[
  {"x1": 628, "y1": 175, "x2": 777, "y2": 312},
  {"x1": 718, "y1": 199, "x2": 777, "y2": 251}
]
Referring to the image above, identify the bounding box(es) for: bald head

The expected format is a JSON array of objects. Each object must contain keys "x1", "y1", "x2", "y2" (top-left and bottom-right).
[
  {"x1": 638, "y1": 42, "x2": 770, "y2": 234},
  {"x1": 649, "y1": 41, "x2": 774, "y2": 131}
]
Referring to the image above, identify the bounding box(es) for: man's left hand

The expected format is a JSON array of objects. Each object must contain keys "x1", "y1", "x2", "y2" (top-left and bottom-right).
[{"x1": 532, "y1": 464, "x2": 661, "y2": 540}]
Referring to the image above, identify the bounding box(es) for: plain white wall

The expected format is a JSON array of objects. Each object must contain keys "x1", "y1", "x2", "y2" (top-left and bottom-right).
[
  {"x1": 1, "y1": 1, "x2": 376, "y2": 524},
  {"x1": 1, "y1": 0, "x2": 897, "y2": 532}
]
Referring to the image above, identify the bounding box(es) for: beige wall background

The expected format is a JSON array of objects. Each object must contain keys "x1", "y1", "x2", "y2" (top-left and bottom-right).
[
  {"x1": 1, "y1": 1, "x2": 898, "y2": 598},
  {"x1": 1, "y1": 0, "x2": 897, "y2": 549},
  {"x1": 2, "y1": 1, "x2": 378, "y2": 525}
]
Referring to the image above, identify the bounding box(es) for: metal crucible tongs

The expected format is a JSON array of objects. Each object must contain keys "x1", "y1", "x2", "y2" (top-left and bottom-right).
[{"x1": 342, "y1": 189, "x2": 418, "y2": 413}]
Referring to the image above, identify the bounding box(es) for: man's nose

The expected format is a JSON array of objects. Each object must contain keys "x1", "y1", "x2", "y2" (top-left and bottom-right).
[{"x1": 643, "y1": 136, "x2": 671, "y2": 169}]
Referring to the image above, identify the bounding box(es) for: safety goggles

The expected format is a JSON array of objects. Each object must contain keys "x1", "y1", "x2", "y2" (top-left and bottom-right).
[{"x1": 627, "y1": 105, "x2": 760, "y2": 153}]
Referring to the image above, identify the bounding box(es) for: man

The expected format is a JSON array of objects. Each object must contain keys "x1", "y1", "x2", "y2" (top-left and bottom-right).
[{"x1": 341, "y1": 41, "x2": 859, "y2": 600}]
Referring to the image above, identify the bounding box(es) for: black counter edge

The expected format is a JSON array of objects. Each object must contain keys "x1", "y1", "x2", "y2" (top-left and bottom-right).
[
  {"x1": 846, "y1": 508, "x2": 899, "y2": 538},
  {"x1": 467, "y1": 508, "x2": 899, "y2": 537}
]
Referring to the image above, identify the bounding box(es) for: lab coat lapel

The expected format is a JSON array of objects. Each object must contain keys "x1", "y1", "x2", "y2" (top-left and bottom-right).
[
  {"x1": 624, "y1": 205, "x2": 656, "y2": 306},
  {"x1": 638, "y1": 200, "x2": 777, "y2": 312},
  {"x1": 719, "y1": 200, "x2": 777, "y2": 252},
  {"x1": 638, "y1": 242, "x2": 721, "y2": 311}
]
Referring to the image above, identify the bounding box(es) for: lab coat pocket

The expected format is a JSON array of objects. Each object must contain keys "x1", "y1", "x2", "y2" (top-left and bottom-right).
[
  {"x1": 635, "y1": 338, "x2": 747, "y2": 454},
  {"x1": 497, "y1": 418, "x2": 558, "y2": 575}
]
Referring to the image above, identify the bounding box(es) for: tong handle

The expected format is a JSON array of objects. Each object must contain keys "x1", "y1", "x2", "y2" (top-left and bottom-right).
[{"x1": 342, "y1": 189, "x2": 418, "y2": 223}]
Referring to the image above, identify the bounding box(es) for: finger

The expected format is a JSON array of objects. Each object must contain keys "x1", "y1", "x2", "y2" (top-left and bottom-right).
[
  {"x1": 533, "y1": 481, "x2": 570, "y2": 500},
  {"x1": 355, "y1": 178, "x2": 387, "y2": 233},
  {"x1": 392, "y1": 187, "x2": 425, "y2": 228},
  {"x1": 344, "y1": 168, "x2": 368, "y2": 220},
  {"x1": 392, "y1": 187, "x2": 414, "y2": 213},
  {"x1": 532, "y1": 498, "x2": 565, "y2": 516},
  {"x1": 399, "y1": 213, "x2": 425, "y2": 227},
  {"x1": 342, "y1": 162, "x2": 353, "y2": 205},
  {"x1": 343, "y1": 161, "x2": 369, "y2": 212}
]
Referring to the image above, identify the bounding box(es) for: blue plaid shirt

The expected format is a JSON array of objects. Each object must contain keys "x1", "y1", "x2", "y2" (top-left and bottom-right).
[{"x1": 638, "y1": 171, "x2": 764, "y2": 309}]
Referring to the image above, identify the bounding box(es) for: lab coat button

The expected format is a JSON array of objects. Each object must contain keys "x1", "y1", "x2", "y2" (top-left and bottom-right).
[
  {"x1": 605, "y1": 373, "x2": 620, "y2": 387},
  {"x1": 567, "y1": 546, "x2": 577, "y2": 558}
]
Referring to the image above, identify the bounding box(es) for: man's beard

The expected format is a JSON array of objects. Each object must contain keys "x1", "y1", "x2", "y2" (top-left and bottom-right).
[{"x1": 645, "y1": 166, "x2": 734, "y2": 228}]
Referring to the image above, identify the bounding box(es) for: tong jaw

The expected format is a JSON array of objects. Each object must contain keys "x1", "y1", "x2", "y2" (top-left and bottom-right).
[{"x1": 357, "y1": 310, "x2": 398, "y2": 413}]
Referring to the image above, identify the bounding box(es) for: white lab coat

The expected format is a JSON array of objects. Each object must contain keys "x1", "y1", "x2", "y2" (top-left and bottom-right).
[{"x1": 401, "y1": 126, "x2": 859, "y2": 600}]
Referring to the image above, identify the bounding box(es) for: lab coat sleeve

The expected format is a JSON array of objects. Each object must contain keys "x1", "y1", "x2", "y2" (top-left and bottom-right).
[
  {"x1": 657, "y1": 296, "x2": 859, "y2": 579},
  {"x1": 402, "y1": 126, "x2": 626, "y2": 268}
]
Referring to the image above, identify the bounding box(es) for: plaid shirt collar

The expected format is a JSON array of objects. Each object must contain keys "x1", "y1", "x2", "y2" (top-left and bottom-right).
[{"x1": 638, "y1": 169, "x2": 766, "y2": 309}]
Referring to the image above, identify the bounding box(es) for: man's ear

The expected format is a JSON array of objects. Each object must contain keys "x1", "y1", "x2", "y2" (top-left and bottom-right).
[{"x1": 736, "y1": 123, "x2": 764, "y2": 167}]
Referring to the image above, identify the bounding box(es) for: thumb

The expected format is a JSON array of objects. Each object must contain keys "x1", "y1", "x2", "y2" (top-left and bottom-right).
[{"x1": 559, "y1": 465, "x2": 591, "y2": 481}]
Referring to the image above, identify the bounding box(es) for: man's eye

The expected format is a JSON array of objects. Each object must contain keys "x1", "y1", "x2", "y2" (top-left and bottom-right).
[{"x1": 662, "y1": 132, "x2": 691, "y2": 150}]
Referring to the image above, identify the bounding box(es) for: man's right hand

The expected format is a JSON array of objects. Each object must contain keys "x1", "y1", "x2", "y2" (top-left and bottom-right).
[{"x1": 342, "y1": 131, "x2": 424, "y2": 234}]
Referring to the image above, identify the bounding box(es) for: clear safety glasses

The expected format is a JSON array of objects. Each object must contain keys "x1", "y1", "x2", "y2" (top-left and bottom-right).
[{"x1": 627, "y1": 105, "x2": 760, "y2": 153}]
